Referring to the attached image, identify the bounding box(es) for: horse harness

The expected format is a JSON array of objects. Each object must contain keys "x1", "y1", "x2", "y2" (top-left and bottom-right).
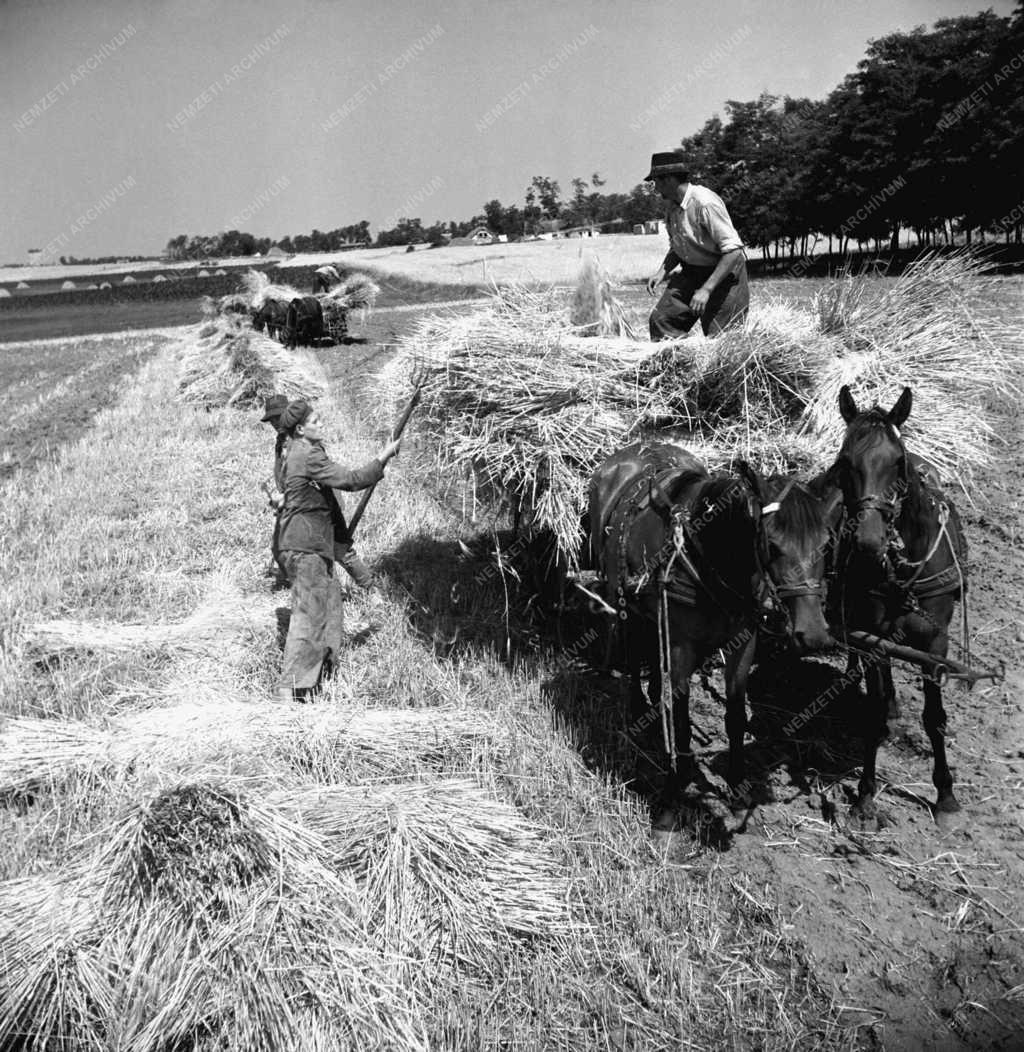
[
  {"x1": 603, "y1": 465, "x2": 759, "y2": 622},
  {"x1": 839, "y1": 458, "x2": 970, "y2": 666}
]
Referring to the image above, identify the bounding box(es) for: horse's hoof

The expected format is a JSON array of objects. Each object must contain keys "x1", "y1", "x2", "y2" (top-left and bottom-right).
[
  {"x1": 848, "y1": 803, "x2": 881, "y2": 833},
  {"x1": 934, "y1": 796, "x2": 964, "y2": 834}
]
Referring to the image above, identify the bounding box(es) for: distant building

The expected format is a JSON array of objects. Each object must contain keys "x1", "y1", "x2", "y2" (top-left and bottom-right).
[
  {"x1": 265, "y1": 244, "x2": 289, "y2": 260},
  {"x1": 450, "y1": 227, "x2": 496, "y2": 246}
]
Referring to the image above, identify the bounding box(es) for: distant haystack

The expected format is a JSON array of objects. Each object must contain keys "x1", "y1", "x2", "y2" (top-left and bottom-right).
[
  {"x1": 85, "y1": 284, "x2": 98, "y2": 290},
  {"x1": 153, "y1": 274, "x2": 166, "y2": 283},
  {"x1": 214, "y1": 268, "x2": 227, "y2": 275},
  {"x1": 0, "y1": 289, "x2": 10, "y2": 299},
  {"x1": 60, "y1": 280, "x2": 76, "y2": 290},
  {"x1": 121, "y1": 275, "x2": 136, "y2": 285},
  {"x1": 197, "y1": 268, "x2": 211, "y2": 278},
  {"x1": 15, "y1": 281, "x2": 29, "y2": 290},
  {"x1": 99, "y1": 281, "x2": 112, "y2": 289}
]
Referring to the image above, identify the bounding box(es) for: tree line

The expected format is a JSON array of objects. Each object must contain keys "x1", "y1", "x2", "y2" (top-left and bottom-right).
[{"x1": 164, "y1": 6, "x2": 1023, "y2": 260}]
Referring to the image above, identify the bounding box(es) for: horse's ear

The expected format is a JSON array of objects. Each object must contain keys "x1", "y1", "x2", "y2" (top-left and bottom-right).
[
  {"x1": 734, "y1": 459, "x2": 768, "y2": 504},
  {"x1": 888, "y1": 386, "x2": 912, "y2": 429},
  {"x1": 838, "y1": 385, "x2": 858, "y2": 423}
]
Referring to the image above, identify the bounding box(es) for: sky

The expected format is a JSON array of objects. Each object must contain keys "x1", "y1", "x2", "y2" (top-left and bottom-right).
[{"x1": 1, "y1": 0, "x2": 1017, "y2": 262}]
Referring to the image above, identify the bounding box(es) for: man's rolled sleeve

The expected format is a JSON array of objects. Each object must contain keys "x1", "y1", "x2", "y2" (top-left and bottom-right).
[
  {"x1": 700, "y1": 202, "x2": 744, "y2": 253},
  {"x1": 308, "y1": 445, "x2": 385, "y2": 491}
]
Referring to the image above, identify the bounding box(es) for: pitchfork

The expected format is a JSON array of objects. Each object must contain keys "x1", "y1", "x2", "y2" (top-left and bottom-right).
[{"x1": 347, "y1": 362, "x2": 428, "y2": 537}]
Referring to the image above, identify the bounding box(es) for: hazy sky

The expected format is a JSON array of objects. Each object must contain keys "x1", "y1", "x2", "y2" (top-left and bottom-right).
[{"x1": 1, "y1": 0, "x2": 1015, "y2": 261}]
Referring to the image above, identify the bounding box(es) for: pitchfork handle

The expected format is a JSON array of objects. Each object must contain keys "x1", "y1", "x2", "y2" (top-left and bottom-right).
[{"x1": 346, "y1": 386, "x2": 422, "y2": 537}]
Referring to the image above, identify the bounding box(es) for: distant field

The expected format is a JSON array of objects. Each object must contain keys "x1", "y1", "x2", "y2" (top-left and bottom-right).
[
  {"x1": 0, "y1": 329, "x2": 172, "y2": 478},
  {"x1": 283, "y1": 234, "x2": 666, "y2": 286}
]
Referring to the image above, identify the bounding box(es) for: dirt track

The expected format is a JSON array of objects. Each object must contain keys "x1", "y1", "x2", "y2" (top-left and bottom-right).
[{"x1": 707, "y1": 410, "x2": 1024, "y2": 1047}]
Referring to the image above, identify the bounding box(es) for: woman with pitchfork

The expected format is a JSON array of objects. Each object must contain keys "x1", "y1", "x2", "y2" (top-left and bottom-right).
[{"x1": 272, "y1": 399, "x2": 400, "y2": 702}]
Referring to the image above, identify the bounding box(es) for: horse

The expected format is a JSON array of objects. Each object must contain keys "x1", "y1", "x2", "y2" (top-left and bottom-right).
[
  {"x1": 282, "y1": 296, "x2": 325, "y2": 348},
  {"x1": 589, "y1": 442, "x2": 846, "y2": 831},
  {"x1": 252, "y1": 298, "x2": 289, "y2": 341},
  {"x1": 828, "y1": 385, "x2": 968, "y2": 828}
]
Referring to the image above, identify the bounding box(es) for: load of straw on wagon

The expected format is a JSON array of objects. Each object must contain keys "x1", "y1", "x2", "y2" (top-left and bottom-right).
[{"x1": 380, "y1": 251, "x2": 1018, "y2": 570}]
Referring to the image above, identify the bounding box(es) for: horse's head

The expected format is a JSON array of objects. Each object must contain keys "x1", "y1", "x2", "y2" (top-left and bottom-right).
[
  {"x1": 737, "y1": 463, "x2": 840, "y2": 653},
  {"x1": 833, "y1": 385, "x2": 912, "y2": 559},
  {"x1": 251, "y1": 304, "x2": 266, "y2": 331}
]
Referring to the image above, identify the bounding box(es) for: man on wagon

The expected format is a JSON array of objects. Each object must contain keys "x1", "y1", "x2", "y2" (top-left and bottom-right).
[
  {"x1": 272, "y1": 399, "x2": 401, "y2": 702},
  {"x1": 313, "y1": 264, "x2": 340, "y2": 294},
  {"x1": 644, "y1": 150, "x2": 749, "y2": 339}
]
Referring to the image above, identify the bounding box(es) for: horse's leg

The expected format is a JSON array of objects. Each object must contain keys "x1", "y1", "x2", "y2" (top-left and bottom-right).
[
  {"x1": 880, "y1": 659, "x2": 897, "y2": 734},
  {"x1": 853, "y1": 656, "x2": 890, "y2": 827},
  {"x1": 623, "y1": 620, "x2": 652, "y2": 730},
  {"x1": 923, "y1": 674, "x2": 960, "y2": 817},
  {"x1": 652, "y1": 641, "x2": 698, "y2": 833},
  {"x1": 724, "y1": 626, "x2": 757, "y2": 792},
  {"x1": 921, "y1": 621, "x2": 961, "y2": 820}
]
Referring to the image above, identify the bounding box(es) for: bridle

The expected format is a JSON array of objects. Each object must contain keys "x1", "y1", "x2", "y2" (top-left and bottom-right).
[
  {"x1": 838, "y1": 421, "x2": 910, "y2": 533},
  {"x1": 757, "y1": 479, "x2": 829, "y2": 634}
]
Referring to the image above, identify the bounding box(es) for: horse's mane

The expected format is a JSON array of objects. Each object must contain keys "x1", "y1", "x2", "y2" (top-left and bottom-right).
[
  {"x1": 689, "y1": 475, "x2": 755, "y2": 531},
  {"x1": 764, "y1": 477, "x2": 827, "y2": 558}
]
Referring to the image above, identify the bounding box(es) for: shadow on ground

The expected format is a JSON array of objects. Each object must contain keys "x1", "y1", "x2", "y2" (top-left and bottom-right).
[{"x1": 543, "y1": 635, "x2": 874, "y2": 848}]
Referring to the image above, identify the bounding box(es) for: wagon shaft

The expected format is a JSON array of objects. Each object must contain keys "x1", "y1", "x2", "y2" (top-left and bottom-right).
[{"x1": 840, "y1": 630, "x2": 1004, "y2": 687}]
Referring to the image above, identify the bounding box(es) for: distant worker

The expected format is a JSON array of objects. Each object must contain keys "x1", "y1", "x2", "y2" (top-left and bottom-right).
[
  {"x1": 273, "y1": 399, "x2": 401, "y2": 702},
  {"x1": 260, "y1": 395, "x2": 376, "y2": 591},
  {"x1": 313, "y1": 264, "x2": 340, "y2": 294},
  {"x1": 644, "y1": 151, "x2": 749, "y2": 339}
]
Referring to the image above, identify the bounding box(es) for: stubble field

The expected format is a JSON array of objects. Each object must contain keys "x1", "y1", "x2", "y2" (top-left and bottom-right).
[{"x1": 0, "y1": 269, "x2": 1022, "y2": 1050}]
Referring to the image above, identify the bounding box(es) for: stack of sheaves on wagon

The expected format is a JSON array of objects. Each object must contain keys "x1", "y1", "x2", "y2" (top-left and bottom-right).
[{"x1": 381, "y1": 251, "x2": 1019, "y2": 566}]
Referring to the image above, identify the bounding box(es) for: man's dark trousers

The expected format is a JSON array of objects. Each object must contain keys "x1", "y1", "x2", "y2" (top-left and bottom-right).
[{"x1": 649, "y1": 258, "x2": 749, "y2": 339}]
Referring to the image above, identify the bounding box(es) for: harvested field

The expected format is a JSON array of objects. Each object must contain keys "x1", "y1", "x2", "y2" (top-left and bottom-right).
[
  {"x1": 0, "y1": 328, "x2": 173, "y2": 479},
  {"x1": 0, "y1": 271, "x2": 1022, "y2": 1049}
]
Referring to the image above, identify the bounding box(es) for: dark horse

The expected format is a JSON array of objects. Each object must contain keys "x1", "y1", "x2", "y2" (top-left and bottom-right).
[
  {"x1": 252, "y1": 298, "x2": 289, "y2": 341},
  {"x1": 589, "y1": 441, "x2": 838, "y2": 831},
  {"x1": 283, "y1": 296, "x2": 325, "y2": 348},
  {"x1": 829, "y1": 385, "x2": 968, "y2": 828}
]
